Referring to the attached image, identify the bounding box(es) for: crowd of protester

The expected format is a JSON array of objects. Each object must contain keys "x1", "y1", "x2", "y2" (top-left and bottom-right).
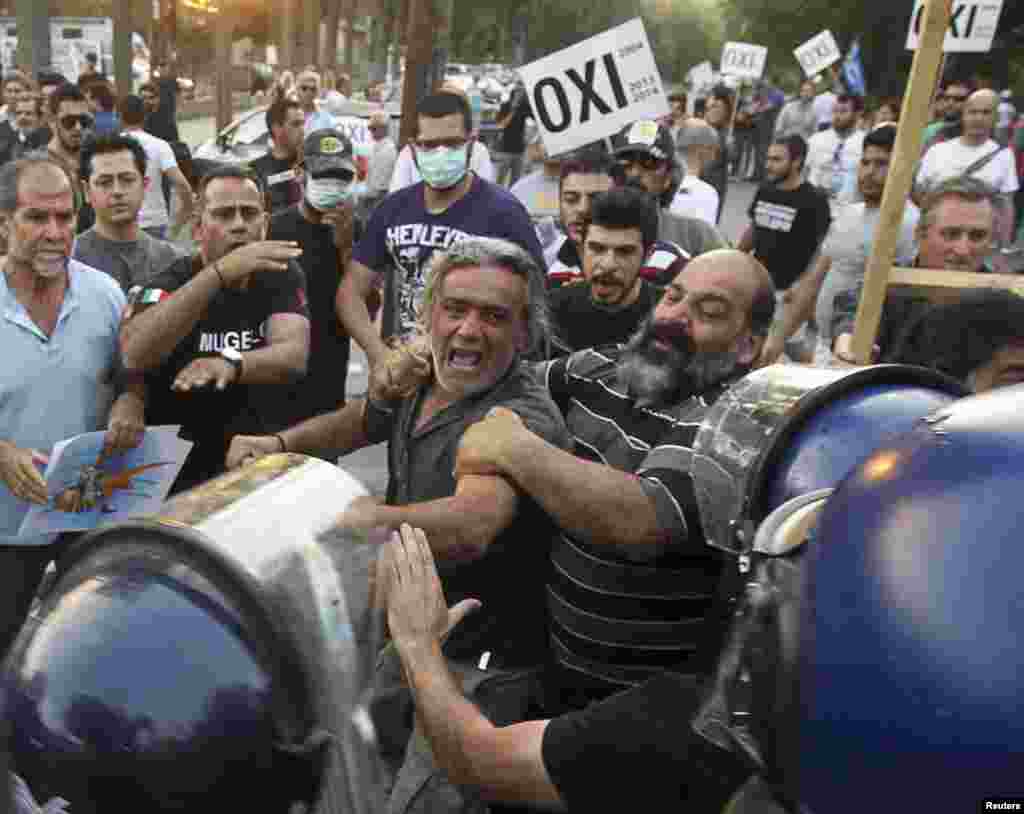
[{"x1": 0, "y1": 56, "x2": 1022, "y2": 812}]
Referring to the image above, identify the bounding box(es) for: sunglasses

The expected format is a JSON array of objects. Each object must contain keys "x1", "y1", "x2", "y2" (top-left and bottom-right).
[
  {"x1": 59, "y1": 113, "x2": 94, "y2": 130},
  {"x1": 298, "y1": 85, "x2": 318, "y2": 92},
  {"x1": 943, "y1": 94, "x2": 968, "y2": 103}
]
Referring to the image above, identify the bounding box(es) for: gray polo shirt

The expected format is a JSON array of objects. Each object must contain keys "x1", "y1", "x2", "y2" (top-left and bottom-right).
[
  {"x1": 72, "y1": 227, "x2": 183, "y2": 293},
  {"x1": 365, "y1": 362, "x2": 569, "y2": 668}
]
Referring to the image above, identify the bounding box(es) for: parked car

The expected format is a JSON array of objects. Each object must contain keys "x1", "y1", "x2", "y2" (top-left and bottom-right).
[{"x1": 193, "y1": 101, "x2": 403, "y2": 166}]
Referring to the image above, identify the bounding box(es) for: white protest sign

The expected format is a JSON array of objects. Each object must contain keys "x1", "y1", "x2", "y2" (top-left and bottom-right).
[
  {"x1": 517, "y1": 17, "x2": 669, "y2": 157},
  {"x1": 687, "y1": 60, "x2": 715, "y2": 91},
  {"x1": 906, "y1": 0, "x2": 1004, "y2": 52},
  {"x1": 721, "y1": 41, "x2": 768, "y2": 80},
  {"x1": 793, "y1": 30, "x2": 841, "y2": 78}
]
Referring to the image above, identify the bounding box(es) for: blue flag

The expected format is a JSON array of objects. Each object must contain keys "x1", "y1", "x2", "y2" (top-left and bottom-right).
[{"x1": 842, "y1": 38, "x2": 866, "y2": 97}]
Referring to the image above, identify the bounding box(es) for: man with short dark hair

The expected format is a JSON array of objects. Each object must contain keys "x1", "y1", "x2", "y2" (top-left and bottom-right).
[
  {"x1": 119, "y1": 94, "x2": 193, "y2": 240},
  {"x1": 921, "y1": 80, "x2": 970, "y2": 152},
  {"x1": 74, "y1": 133, "x2": 183, "y2": 292},
  {"x1": 337, "y1": 91, "x2": 543, "y2": 372},
  {"x1": 267, "y1": 129, "x2": 360, "y2": 428},
  {"x1": 549, "y1": 186, "x2": 662, "y2": 353},
  {"x1": 249, "y1": 98, "x2": 306, "y2": 215},
  {"x1": 0, "y1": 155, "x2": 144, "y2": 655},
  {"x1": 806, "y1": 93, "x2": 866, "y2": 211},
  {"x1": 140, "y1": 76, "x2": 181, "y2": 144},
  {"x1": 120, "y1": 165, "x2": 310, "y2": 493},
  {"x1": 762, "y1": 124, "x2": 918, "y2": 365},
  {"x1": 45, "y1": 83, "x2": 91, "y2": 175},
  {"x1": 738, "y1": 134, "x2": 830, "y2": 362},
  {"x1": 889, "y1": 289, "x2": 1024, "y2": 392},
  {"x1": 545, "y1": 151, "x2": 614, "y2": 287}
]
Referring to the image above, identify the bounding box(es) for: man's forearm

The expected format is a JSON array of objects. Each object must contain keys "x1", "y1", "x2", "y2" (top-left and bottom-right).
[
  {"x1": 368, "y1": 475, "x2": 517, "y2": 561},
  {"x1": 121, "y1": 265, "x2": 221, "y2": 370},
  {"x1": 398, "y1": 638, "x2": 563, "y2": 809},
  {"x1": 737, "y1": 224, "x2": 755, "y2": 253},
  {"x1": 279, "y1": 399, "x2": 369, "y2": 457},
  {"x1": 237, "y1": 338, "x2": 307, "y2": 385},
  {"x1": 108, "y1": 386, "x2": 145, "y2": 425},
  {"x1": 336, "y1": 274, "x2": 388, "y2": 366},
  {"x1": 503, "y1": 433, "x2": 662, "y2": 551}
]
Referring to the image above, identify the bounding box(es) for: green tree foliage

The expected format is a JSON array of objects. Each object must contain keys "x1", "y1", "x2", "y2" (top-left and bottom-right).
[{"x1": 449, "y1": 0, "x2": 722, "y2": 85}]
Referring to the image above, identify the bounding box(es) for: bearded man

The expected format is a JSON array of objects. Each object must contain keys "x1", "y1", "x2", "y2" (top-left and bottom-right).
[{"x1": 456, "y1": 248, "x2": 776, "y2": 712}]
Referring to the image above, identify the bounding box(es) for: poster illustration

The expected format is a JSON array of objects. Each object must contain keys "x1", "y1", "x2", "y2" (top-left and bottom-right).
[{"x1": 19, "y1": 426, "x2": 192, "y2": 536}]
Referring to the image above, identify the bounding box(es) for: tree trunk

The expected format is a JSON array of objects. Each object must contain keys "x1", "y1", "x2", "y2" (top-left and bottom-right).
[{"x1": 323, "y1": 0, "x2": 342, "y2": 70}]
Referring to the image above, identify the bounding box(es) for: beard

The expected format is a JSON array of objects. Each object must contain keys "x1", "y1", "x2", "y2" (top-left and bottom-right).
[{"x1": 617, "y1": 317, "x2": 745, "y2": 407}]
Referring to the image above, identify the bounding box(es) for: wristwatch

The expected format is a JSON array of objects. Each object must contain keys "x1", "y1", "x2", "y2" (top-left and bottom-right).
[{"x1": 219, "y1": 347, "x2": 244, "y2": 383}]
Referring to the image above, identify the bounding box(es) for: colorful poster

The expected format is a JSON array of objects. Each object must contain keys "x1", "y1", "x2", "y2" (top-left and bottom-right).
[{"x1": 19, "y1": 426, "x2": 192, "y2": 536}]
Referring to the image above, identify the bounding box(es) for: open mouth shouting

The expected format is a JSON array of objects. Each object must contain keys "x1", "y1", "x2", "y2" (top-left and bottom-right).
[{"x1": 447, "y1": 347, "x2": 483, "y2": 371}]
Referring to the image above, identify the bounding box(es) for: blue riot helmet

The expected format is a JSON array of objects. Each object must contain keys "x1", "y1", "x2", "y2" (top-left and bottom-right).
[
  {"x1": 690, "y1": 364, "x2": 966, "y2": 557},
  {"x1": 798, "y1": 385, "x2": 1024, "y2": 812},
  {"x1": 691, "y1": 364, "x2": 965, "y2": 809},
  {"x1": 4, "y1": 454, "x2": 384, "y2": 814}
]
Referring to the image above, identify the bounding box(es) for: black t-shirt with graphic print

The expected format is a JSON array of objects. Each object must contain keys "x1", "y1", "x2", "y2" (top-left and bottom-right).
[
  {"x1": 129, "y1": 254, "x2": 308, "y2": 492},
  {"x1": 748, "y1": 181, "x2": 831, "y2": 290}
]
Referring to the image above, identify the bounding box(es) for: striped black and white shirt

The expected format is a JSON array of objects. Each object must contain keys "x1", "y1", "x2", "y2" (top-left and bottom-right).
[{"x1": 537, "y1": 346, "x2": 732, "y2": 708}]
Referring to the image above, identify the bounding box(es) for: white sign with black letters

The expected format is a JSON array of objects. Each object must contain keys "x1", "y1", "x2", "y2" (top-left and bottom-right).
[
  {"x1": 793, "y1": 30, "x2": 841, "y2": 78},
  {"x1": 687, "y1": 60, "x2": 716, "y2": 92},
  {"x1": 720, "y1": 41, "x2": 768, "y2": 80},
  {"x1": 906, "y1": 0, "x2": 1004, "y2": 53},
  {"x1": 516, "y1": 18, "x2": 669, "y2": 157}
]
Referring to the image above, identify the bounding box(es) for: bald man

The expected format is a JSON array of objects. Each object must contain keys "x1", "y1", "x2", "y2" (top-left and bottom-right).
[
  {"x1": 917, "y1": 88, "x2": 1018, "y2": 244},
  {"x1": 456, "y1": 249, "x2": 776, "y2": 709},
  {"x1": 670, "y1": 117, "x2": 722, "y2": 225}
]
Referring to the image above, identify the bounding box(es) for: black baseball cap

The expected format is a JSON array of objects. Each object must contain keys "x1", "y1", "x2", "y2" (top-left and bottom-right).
[
  {"x1": 302, "y1": 128, "x2": 356, "y2": 176},
  {"x1": 612, "y1": 120, "x2": 676, "y2": 164}
]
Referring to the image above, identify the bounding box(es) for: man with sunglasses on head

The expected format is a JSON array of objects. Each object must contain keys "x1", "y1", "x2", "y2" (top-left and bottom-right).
[
  {"x1": 266, "y1": 129, "x2": 361, "y2": 430},
  {"x1": 119, "y1": 94, "x2": 193, "y2": 240},
  {"x1": 119, "y1": 165, "x2": 310, "y2": 493},
  {"x1": 339, "y1": 91, "x2": 543, "y2": 372}
]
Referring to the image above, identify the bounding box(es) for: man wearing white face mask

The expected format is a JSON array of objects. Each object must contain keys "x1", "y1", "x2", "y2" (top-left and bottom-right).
[
  {"x1": 341, "y1": 92, "x2": 543, "y2": 370},
  {"x1": 268, "y1": 128, "x2": 361, "y2": 430}
]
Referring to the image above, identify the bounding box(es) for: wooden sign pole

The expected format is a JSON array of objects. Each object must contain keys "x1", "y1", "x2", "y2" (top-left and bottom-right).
[{"x1": 849, "y1": 0, "x2": 952, "y2": 363}]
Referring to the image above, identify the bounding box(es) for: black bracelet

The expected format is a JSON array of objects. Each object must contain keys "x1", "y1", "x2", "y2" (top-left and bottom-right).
[
  {"x1": 213, "y1": 261, "x2": 226, "y2": 288},
  {"x1": 274, "y1": 434, "x2": 287, "y2": 453}
]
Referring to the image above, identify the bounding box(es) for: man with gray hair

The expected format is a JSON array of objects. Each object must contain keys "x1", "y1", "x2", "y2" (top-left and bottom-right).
[
  {"x1": 831, "y1": 175, "x2": 999, "y2": 362},
  {"x1": 0, "y1": 154, "x2": 144, "y2": 655},
  {"x1": 228, "y1": 235, "x2": 568, "y2": 669}
]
